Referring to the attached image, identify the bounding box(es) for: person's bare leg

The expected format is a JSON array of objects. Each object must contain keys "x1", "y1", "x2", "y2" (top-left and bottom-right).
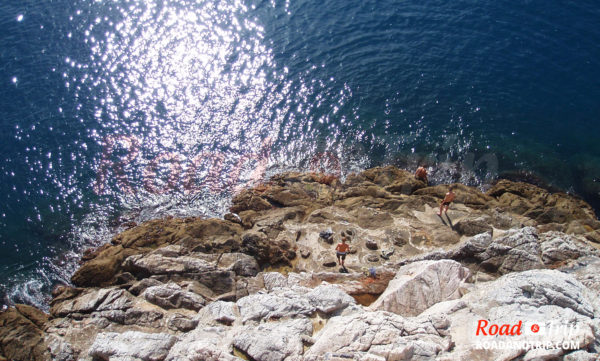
[
  {"x1": 438, "y1": 203, "x2": 444, "y2": 216},
  {"x1": 444, "y1": 205, "x2": 449, "y2": 214}
]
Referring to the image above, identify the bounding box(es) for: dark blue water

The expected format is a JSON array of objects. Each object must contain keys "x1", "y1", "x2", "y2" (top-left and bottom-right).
[{"x1": 1, "y1": 0, "x2": 600, "y2": 309}]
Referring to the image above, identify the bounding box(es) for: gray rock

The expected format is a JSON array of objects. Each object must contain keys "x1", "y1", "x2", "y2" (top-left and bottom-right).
[
  {"x1": 142, "y1": 282, "x2": 205, "y2": 311},
  {"x1": 95, "y1": 310, "x2": 126, "y2": 324},
  {"x1": 227, "y1": 254, "x2": 259, "y2": 277},
  {"x1": 88, "y1": 331, "x2": 178, "y2": 361},
  {"x1": 451, "y1": 232, "x2": 494, "y2": 259},
  {"x1": 236, "y1": 284, "x2": 354, "y2": 324},
  {"x1": 560, "y1": 256, "x2": 600, "y2": 296},
  {"x1": 540, "y1": 231, "x2": 598, "y2": 265},
  {"x1": 233, "y1": 318, "x2": 312, "y2": 361},
  {"x1": 236, "y1": 288, "x2": 314, "y2": 322},
  {"x1": 96, "y1": 289, "x2": 134, "y2": 311},
  {"x1": 306, "y1": 285, "x2": 356, "y2": 314},
  {"x1": 564, "y1": 350, "x2": 600, "y2": 361},
  {"x1": 479, "y1": 227, "x2": 543, "y2": 273},
  {"x1": 370, "y1": 260, "x2": 470, "y2": 316},
  {"x1": 166, "y1": 326, "x2": 243, "y2": 361},
  {"x1": 365, "y1": 239, "x2": 378, "y2": 250},
  {"x1": 45, "y1": 334, "x2": 75, "y2": 361},
  {"x1": 124, "y1": 308, "x2": 164, "y2": 327},
  {"x1": 51, "y1": 288, "x2": 112, "y2": 316},
  {"x1": 367, "y1": 254, "x2": 379, "y2": 262},
  {"x1": 522, "y1": 348, "x2": 563, "y2": 361},
  {"x1": 432, "y1": 269, "x2": 597, "y2": 360},
  {"x1": 263, "y1": 272, "x2": 288, "y2": 291},
  {"x1": 167, "y1": 313, "x2": 198, "y2": 332},
  {"x1": 380, "y1": 248, "x2": 394, "y2": 260},
  {"x1": 124, "y1": 253, "x2": 215, "y2": 275},
  {"x1": 454, "y1": 218, "x2": 493, "y2": 237},
  {"x1": 129, "y1": 278, "x2": 164, "y2": 296},
  {"x1": 305, "y1": 311, "x2": 451, "y2": 360},
  {"x1": 203, "y1": 300, "x2": 237, "y2": 325}
]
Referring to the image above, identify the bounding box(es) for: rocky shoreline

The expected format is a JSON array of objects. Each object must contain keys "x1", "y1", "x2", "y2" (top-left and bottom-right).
[{"x1": 2, "y1": 165, "x2": 600, "y2": 360}]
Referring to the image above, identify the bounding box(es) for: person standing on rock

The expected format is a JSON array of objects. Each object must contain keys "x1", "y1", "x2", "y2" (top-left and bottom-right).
[
  {"x1": 438, "y1": 185, "x2": 456, "y2": 216},
  {"x1": 415, "y1": 165, "x2": 428, "y2": 184},
  {"x1": 336, "y1": 236, "x2": 350, "y2": 268}
]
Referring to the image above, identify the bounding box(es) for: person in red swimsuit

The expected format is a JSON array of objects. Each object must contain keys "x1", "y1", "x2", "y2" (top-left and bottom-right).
[{"x1": 335, "y1": 236, "x2": 350, "y2": 267}]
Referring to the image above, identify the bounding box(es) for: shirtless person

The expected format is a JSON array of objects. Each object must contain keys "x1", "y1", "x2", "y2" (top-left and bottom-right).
[
  {"x1": 415, "y1": 166, "x2": 428, "y2": 184},
  {"x1": 335, "y1": 236, "x2": 350, "y2": 267},
  {"x1": 438, "y1": 185, "x2": 456, "y2": 216}
]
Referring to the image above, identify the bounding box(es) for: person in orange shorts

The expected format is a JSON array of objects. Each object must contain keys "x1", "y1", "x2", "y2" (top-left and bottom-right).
[
  {"x1": 415, "y1": 165, "x2": 428, "y2": 184},
  {"x1": 438, "y1": 185, "x2": 456, "y2": 216},
  {"x1": 335, "y1": 236, "x2": 350, "y2": 268}
]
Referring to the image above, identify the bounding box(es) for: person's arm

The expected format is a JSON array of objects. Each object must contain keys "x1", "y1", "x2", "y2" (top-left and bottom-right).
[{"x1": 335, "y1": 244, "x2": 341, "y2": 251}]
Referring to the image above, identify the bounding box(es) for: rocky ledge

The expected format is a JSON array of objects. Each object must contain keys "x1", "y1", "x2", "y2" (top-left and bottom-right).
[{"x1": 2, "y1": 166, "x2": 600, "y2": 361}]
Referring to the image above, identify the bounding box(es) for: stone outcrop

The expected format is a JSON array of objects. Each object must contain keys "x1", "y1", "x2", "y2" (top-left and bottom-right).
[
  {"x1": 3, "y1": 165, "x2": 600, "y2": 361},
  {"x1": 88, "y1": 331, "x2": 178, "y2": 361},
  {"x1": 0, "y1": 305, "x2": 49, "y2": 361},
  {"x1": 431, "y1": 269, "x2": 598, "y2": 360},
  {"x1": 369, "y1": 260, "x2": 470, "y2": 316}
]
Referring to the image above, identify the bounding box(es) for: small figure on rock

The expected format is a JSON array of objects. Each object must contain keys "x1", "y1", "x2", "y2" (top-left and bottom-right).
[
  {"x1": 335, "y1": 236, "x2": 350, "y2": 268},
  {"x1": 438, "y1": 185, "x2": 456, "y2": 216},
  {"x1": 415, "y1": 165, "x2": 428, "y2": 184}
]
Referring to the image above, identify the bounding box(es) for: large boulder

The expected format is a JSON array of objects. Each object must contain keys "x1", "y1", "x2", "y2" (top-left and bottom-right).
[
  {"x1": 142, "y1": 282, "x2": 206, "y2": 311},
  {"x1": 166, "y1": 326, "x2": 243, "y2": 361},
  {"x1": 487, "y1": 180, "x2": 597, "y2": 224},
  {"x1": 305, "y1": 311, "x2": 452, "y2": 360},
  {"x1": 431, "y1": 269, "x2": 598, "y2": 360},
  {"x1": 539, "y1": 232, "x2": 598, "y2": 266},
  {"x1": 233, "y1": 318, "x2": 312, "y2": 361},
  {"x1": 51, "y1": 288, "x2": 113, "y2": 317},
  {"x1": 236, "y1": 284, "x2": 354, "y2": 323},
  {"x1": 88, "y1": 331, "x2": 178, "y2": 361},
  {"x1": 370, "y1": 260, "x2": 470, "y2": 316},
  {"x1": 476, "y1": 227, "x2": 544, "y2": 274},
  {"x1": 454, "y1": 217, "x2": 493, "y2": 237},
  {"x1": 0, "y1": 305, "x2": 49, "y2": 361},
  {"x1": 72, "y1": 218, "x2": 244, "y2": 287}
]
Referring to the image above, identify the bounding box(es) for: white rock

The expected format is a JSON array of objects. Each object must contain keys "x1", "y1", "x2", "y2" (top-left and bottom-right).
[
  {"x1": 142, "y1": 282, "x2": 205, "y2": 311},
  {"x1": 434, "y1": 269, "x2": 597, "y2": 360},
  {"x1": 305, "y1": 311, "x2": 451, "y2": 360},
  {"x1": 88, "y1": 331, "x2": 177, "y2": 361},
  {"x1": 166, "y1": 326, "x2": 240, "y2": 361},
  {"x1": 563, "y1": 350, "x2": 600, "y2": 361},
  {"x1": 369, "y1": 260, "x2": 470, "y2": 316},
  {"x1": 45, "y1": 334, "x2": 75, "y2": 361},
  {"x1": 233, "y1": 318, "x2": 312, "y2": 361},
  {"x1": 52, "y1": 288, "x2": 112, "y2": 316},
  {"x1": 202, "y1": 301, "x2": 238, "y2": 324},
  {"x1": 306, "y1": 284, "x2": 356, "y2": 314},
  {"x1": 263, "y1": 272, "x2": 288, "y2": 290},
  {"x1": 236, "y1": 287, "x2": 314, "y2": 322}
]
